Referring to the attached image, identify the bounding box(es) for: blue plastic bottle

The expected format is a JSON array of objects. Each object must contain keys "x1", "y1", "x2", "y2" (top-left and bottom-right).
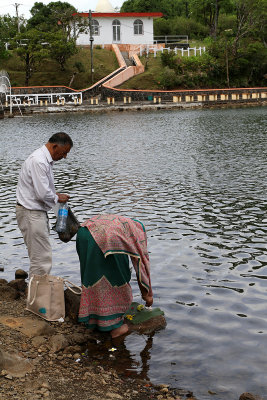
[{"x1": 55, "y1": 202, "x2": 68, "y2": 233}]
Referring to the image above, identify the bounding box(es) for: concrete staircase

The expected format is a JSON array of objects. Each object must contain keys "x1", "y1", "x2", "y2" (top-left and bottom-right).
[{"x1": 121, "y1": 51, "x2": 135, "y2": 67}]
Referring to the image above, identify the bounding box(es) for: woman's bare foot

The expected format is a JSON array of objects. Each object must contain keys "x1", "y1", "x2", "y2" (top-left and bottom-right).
[{"x1": 111, "y1": 323, "x2": 129, "y2": 338}]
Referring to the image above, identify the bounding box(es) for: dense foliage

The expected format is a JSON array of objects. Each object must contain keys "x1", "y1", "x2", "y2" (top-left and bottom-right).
[
  {"x1": 0, "y1": 1, "x2": 87, "y2": 85},
  {"x1": 0, "y1": 0, "x2": 266, "y2": 88},
  {"x1": 122, "y1": 0, "x2": 267, "y2": 88}
]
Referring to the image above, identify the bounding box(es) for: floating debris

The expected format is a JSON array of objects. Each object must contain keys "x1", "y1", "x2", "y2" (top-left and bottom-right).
[{"x1": 108, "y1": 347, "x2": 117, "y2": 352}]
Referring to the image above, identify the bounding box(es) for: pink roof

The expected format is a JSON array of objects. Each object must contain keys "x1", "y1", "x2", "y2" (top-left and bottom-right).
[{"x1": 74, "y1": 12, "x2": 163, "y2": 18}]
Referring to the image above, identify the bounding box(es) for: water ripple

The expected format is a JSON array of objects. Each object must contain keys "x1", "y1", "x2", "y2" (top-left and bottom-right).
[{"x1": 0, "y1": 107, "x2": 267, "y2": 399}]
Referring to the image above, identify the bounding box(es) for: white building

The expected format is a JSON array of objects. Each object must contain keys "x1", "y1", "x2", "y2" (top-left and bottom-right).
[{"x1": 75, "y1": 0, "x2": 162, "y2": 46}]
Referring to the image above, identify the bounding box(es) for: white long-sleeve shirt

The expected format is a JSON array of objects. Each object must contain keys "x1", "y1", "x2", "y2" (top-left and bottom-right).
[{"x1": 16, "y1": 145, "x2": 59, "y2": 211}]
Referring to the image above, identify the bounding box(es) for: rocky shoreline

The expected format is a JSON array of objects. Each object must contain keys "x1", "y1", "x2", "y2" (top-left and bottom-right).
[
  {"x1": 0, "y1": 271, "x2": 263, "y2": 400},
  {"x1": 0, "y1": 270, "x2": 194, "y2": 400}
]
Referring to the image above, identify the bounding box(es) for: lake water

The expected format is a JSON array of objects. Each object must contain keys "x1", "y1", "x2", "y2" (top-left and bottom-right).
[{"x1": 0, "y1": 106, "x2": 267, "y2": 399}]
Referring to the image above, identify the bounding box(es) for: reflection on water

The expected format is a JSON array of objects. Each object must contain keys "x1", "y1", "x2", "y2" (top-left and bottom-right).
[
  {"x1": 0, "y1": 107, "x2": 267, "y2": 399},
  {"x1": 82, "y1": 332, "x2": 154, "y2": 383}
]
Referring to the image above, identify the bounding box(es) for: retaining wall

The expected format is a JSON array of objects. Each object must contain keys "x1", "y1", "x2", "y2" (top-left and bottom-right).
[{"x1": 101, "y1": 86, "x2": 267, "y2": 106}]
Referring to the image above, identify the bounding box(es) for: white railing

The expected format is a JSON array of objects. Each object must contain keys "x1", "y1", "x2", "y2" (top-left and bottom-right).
[
  {"x1": 139, "y1": 45, "x2": 206, "y2": 57},
  {"x1": 153, "y1": 35, "x2": 188, "y2": 45},
  {"x1": 6, "y1": 92, "x2": 83, "y2": 106}
]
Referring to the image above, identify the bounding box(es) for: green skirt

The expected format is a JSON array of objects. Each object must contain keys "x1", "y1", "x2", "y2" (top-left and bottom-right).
[{"x1": 76, "y1": 227, "x2": 133, "y2": 331}]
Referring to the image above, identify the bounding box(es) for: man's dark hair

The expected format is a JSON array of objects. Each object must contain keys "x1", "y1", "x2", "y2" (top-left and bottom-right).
[{"x1": 48, "y1": 132, "x2": 73, "y2": 147}]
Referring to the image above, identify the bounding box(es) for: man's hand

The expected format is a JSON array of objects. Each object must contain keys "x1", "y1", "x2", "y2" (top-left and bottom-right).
[{"x1": 57, "y1": 193, "x2": 70, "y2": 203}]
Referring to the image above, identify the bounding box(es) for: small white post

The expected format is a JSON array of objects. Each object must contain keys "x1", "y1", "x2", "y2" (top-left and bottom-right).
[
  {"x1": 187, "y1": 48, "x2": 190, "y2": 57},
  {"x1": 194, "y1": 47, "x2": 196, "y2": 56},
  {"x1": 181, "y1": 48, "x2": 184, "y2": 57}
]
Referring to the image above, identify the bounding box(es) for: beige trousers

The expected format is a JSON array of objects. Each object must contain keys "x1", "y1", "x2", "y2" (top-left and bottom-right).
[{"x1": 16, "y1": 205, "x2": 52, "y2": 277}]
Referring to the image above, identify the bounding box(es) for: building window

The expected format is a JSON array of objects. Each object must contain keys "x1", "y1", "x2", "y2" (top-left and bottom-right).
[
  {"x1": 134, "y1": 19, "x2": 143, "y2": 35},
  {"x1": 112, "y1": 19, "x2": 121, "y2": 42},
  {"x1": 92, "y1": 19, "x2": 99, "y2": 36}
]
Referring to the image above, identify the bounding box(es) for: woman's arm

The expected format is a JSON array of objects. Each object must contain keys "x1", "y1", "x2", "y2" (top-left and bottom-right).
[{"x1": 137, "y1": 280, "x2": 153, "y2": 307}]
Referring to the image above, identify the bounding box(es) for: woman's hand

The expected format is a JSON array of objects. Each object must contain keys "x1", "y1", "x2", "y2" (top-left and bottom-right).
[
  {"x1": 142, "y1": 293, "x2": 153, "y2": 307},
  {"x1": 137, "y1": 280, "x2": 153, "y2": 307}
]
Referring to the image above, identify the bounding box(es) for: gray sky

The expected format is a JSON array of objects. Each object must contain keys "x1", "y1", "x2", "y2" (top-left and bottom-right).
[{"x1": 0, "y1": 0, "x2": 124, "y2": 19}]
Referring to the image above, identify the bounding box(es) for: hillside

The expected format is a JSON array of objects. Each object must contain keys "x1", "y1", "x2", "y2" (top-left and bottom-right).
[{"x1": 0, "y1": 47, "x2": 119, "y2": 89}]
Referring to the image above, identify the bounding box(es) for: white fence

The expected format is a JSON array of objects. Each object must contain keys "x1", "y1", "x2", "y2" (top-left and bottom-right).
[
  {"x1": 139, "y1": 45, "x2": 206, "y2": 57},
  {"x1": 5, "y1": 92, "x2": 83, "y2": 106}
]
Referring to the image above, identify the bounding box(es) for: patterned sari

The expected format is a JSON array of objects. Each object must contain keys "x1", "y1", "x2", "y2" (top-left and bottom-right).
[{"x1": 76, "y1": 214, "x2": 152, "y2": 332}]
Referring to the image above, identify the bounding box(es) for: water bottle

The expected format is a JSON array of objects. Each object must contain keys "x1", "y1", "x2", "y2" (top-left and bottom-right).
[{"x1": 55, "y1": 202, "x2": 68, "y2": 233}]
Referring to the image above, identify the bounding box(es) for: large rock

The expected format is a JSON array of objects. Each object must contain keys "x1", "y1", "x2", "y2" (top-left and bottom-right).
[
  {"x1": 15, "y1": 269, "x2": 28, "y2": 280},
  {"x1": 124, "y1": 302, "x2": 166, "y2": 334},
  {"x1": 125, "y1": 315, "x2": 166, "y2": 334},
  {"x1": 240, "y1": 393, "x2": 264, "y2": 400},
  {"x1": 48, "y1": 334, "x2": 69, "y2": 353},
  {"x1": 0, "y1": 282, "x2": 19, "y2": 300},
  {"x1": 0, "y1": 316, "x2": 55, "y2": 338},
  {"x1": 65, "y1": 288, "x2": 81, "y2": 323},
  {"x1": 8, "y1": 279, "x2": 27, "y2": 293},
  {"x1": 0, "y1": 347, "x2": 33, "y2": 378}
]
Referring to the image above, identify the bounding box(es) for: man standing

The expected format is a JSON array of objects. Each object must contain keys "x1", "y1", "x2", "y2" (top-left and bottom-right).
[{"x1": 16, "y1": 132, "x2": 73, "y2": 277}]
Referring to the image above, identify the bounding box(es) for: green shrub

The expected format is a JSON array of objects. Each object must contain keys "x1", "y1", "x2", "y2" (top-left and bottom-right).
[
  {"x1": 159, "y1": 66, "x2": 178, "y2": 90},
  {"x1": 74, "y1": 61, "x2": 85, "y2": 73},
  {"x1": 161, "y1": 50, "x2": 177, "y2": 69},
  {"x1": 171, "y1": 16, "x2": 209, "y2": 39}
]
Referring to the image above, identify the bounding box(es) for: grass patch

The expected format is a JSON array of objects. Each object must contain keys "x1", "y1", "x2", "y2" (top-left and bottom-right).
[
  {"x1": 0, "y1": 47, "x2": 118, "y2": 89},
  {"x1": 118, "y1": 54, "x2": 163, "y2": 90}
]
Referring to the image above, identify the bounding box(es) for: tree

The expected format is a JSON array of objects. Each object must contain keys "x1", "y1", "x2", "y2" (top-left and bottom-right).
[
  {"x1": 27, "y1": 1, "x2": 87, "y2": 40},
  {"x1": 11, "y1": 29, "x2": 50, "y2": 85},
  {"x1": 47, "y1": 31, "x2": 77, "y2": 71},
  {"x1": 189, "y1": 0, "x2": 234, "y2": 37},
  {"x1": 232, "y1": 0, "x2": 266, "y2": 52},
  {"x1": 121, "y1": 0, "x2": 188, "y2": 18}
]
